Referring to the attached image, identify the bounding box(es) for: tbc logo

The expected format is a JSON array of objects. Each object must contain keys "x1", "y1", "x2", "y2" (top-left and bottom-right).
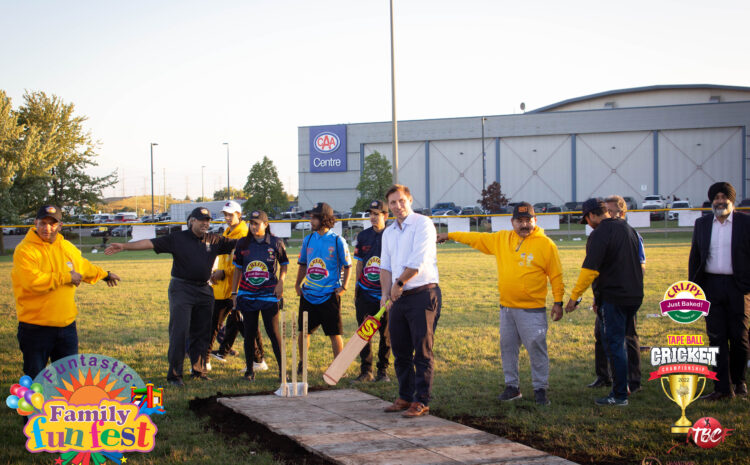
[{"x1": 314, "y1": 132, "x2": 340, "y2": 154}]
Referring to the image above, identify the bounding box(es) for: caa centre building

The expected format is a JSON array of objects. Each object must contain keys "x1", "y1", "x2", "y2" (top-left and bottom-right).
[{"x1": 298, "y1": 84, "x2": 750, "y2": 212}]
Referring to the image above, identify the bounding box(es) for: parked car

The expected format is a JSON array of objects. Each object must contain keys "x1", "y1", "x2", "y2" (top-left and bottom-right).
[
  {"x1": 432, "y1": 210, "x2": 457, "y2": 225},
  {"x1": 91, "y1": 226, "x2": 112, "y2": 237},
  {"x1": 348, "y1": 212, "x2": 370, "y2": 229},
  {"x1": 701, "y1": 201, "x2": 713, "y2": 217},
  {"x1": 644, "y1": 205, "x2": 665, "y2": 221},
  {"x1": 156, "y1": 222, "x2": 182, "y2": 236},
  {"x1": 563, "y1": 201, "x2": 584, "y2": 223},
  {"x1": 668, "y1": 201, "x2": 691, "y2": 221},
  {"x1": 459, "y1": 205, "x2": 484, "y2": 225},
  {"x1": 738, "y1": 198, "x2": 750, "y2": 208},
  {"x1": 642, "y1": 195, "x2": 666, "y2": 208},
  {"x1": 533, "y1": 202, "x2": 554, "y2": 213},
  {"x1": 111, "y1": 225, "x2": 132, "y2": 237},
  {"x1": 622, "y1": 196, "x2": 638, "y2": 211},
  {"x1": 431, "y1": 202, "x2": 457, "y2": 215},
  {"x1": 295, "y1": 221, "x2": 311, "y2": 231},
  {"x1": 277, "y1": 211, "x2": 302, "y2": 221},
  {"x1": 208, "y1": 223, "x2": 225, "y2": 234}
]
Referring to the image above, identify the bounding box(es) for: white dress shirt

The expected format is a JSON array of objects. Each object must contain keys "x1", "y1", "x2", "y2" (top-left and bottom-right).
[
  {"x1": 381, "y1": 212, "x2": 439, "y2": 290},
  {"x1": 705, "y1": 212, "x2": 733, "y2": 275}
]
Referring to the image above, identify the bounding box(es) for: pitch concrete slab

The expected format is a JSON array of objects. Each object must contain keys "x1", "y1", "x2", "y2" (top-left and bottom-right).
[{"x1": 219, "y1": 389, "x2": 578, "y2": 465}]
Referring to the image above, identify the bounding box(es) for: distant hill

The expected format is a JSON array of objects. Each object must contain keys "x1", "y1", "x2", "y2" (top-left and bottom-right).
[{"x1": 99, "y1": 196, "x2": 190, "y2": 214}]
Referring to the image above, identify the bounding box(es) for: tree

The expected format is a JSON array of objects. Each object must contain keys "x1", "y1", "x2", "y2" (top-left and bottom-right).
[
  {"x1": 213, "y1": 187, "x2": 244, "y2": 200},
  {"x1": 478, "y1": 182, "x2": 510, "y2": 213},
  {"x1": 353, "y1": 151, "x2": 393, "y2": 213},
  {"x1": 242, "y1": 156, "x2": 288, "y2": 215}
]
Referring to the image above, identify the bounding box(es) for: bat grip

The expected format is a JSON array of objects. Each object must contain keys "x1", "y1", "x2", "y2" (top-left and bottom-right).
[{"x1": 374, "y1": 301, "x2": 389, "y2": 321}]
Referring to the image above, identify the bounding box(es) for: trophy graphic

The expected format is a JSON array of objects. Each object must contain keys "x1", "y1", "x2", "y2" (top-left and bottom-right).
[{"x1": 661, "y1": 374, "x2": 706, "y2": 434}]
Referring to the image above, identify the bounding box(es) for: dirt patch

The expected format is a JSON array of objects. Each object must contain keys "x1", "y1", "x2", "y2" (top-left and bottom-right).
[
  {"x1": 448, "y1": 414, "x2": 619, "y2": 465},
  {"x1": 189, "y1": 388, "x2": 334, "y2": 465}
]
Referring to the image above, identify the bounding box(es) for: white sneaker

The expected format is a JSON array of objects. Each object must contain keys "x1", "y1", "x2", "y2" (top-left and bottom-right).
[
  {"x1": 206, "y1": 362, "x2": 212, "y2": 371},
  {"x1": 239, "y1": 365, "x2": 247, "y2": 373},
  {"x1": 253, "y1": 360, "x2": 269, "y2": 372}
]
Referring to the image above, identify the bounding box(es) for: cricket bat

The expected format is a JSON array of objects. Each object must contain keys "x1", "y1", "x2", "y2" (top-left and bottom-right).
[{"x1": 323, "y1": 303, "x2": 387, "y2": 385}]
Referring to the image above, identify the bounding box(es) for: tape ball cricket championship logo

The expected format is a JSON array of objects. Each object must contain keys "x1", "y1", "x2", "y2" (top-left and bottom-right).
[
  {"x1": 306, "y1": 257, "x2": 329, "y2": 281},
  {"x1": 12, "y1": 354, "x2": 164, "y2": 464},
  {"x1": 244, "y1": 260, "x2": 270, "y2": 285},
  {"x1": 660, "y1": 280, "x2": 710, "y2": 324}
]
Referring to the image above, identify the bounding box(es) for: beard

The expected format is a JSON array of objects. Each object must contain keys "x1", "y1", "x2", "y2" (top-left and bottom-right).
[{"x1": 712, "y1": 202, "x2": 731, "y2": 217}]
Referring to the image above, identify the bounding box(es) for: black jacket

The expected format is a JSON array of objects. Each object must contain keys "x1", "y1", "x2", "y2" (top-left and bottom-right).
[{"x1": 689, "y1": 210, "x2": 750, "y2": 293}]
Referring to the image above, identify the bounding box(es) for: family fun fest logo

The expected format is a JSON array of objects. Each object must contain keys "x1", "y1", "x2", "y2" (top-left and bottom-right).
[
  {"x1": 7, "y1": 354, "x2": 164, "y2": 464},
  {"x1": 660, "y1": 281, "x2": 710, "y2": 324}
]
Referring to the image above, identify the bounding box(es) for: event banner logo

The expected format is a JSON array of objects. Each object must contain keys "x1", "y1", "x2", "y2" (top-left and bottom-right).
[
  {"x1": 6, "y1": 354, "x2": 165, "y2": 464},
  {"x1": 660, "y1": 281, "x2": 710, "y2": 324},
  {"x1": 649, "y1": 335, "x2": 718, "y2": 434},
  {"x1": 309, "y1": 124, "x2": 347, "y2": 172}
]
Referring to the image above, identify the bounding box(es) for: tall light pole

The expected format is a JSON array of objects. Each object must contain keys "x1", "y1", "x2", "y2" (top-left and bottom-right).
[
  {"x1": 223, "y1": 142, "x2": 230, "y2": 199},
  {"x1": 150, "y1": 143, "x2": 158, "y2": 220},
  {"x1": 201, "y1": 165, "x2": 206, "y2": 201},
  {"x1": 390, "y1": 0, "x2": 398, "y2": 184},
  {"x1": 481, "y1": 117, "x2": 487, "y2": 190}
]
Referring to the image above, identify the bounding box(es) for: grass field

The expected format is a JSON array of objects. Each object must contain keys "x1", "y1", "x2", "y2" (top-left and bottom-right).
[{"x1": 0, "y1": 236, "x2": 747, "y2": 465}]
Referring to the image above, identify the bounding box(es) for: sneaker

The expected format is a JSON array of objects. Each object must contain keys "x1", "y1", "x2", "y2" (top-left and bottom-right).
[
  {"x1": 402, "y1": 402, "x2": 429, "y2": 418},
  {"x1": 587, "y1": 378, "x2": 611, "y2": 388},
  {"x1": 375, "y1": 371, "x2": 391, "y2": 382},
  {"x1": 534, "y1": 389, "x2": 550, "y2": 406},
  {"x1": 253, "y1": 360, "x2": 269, "y2": 372},
  {"x1": 228, "y1": 349, "x2": 239, "y2": 357},
  {"x1": 210, "y1": 351, "x2": 227, "y2": 362},
  {"x1": 497, "y1": 386, "x2": 522, "y2": 402},
  {"x1": 168, "y1": 379, "x2": 184, "y2": 388},
  {"x1": 205, "y1": 362, "x2": 212, "y2": 371},
  {"x1": 352, "y1": 372, "x2": 374, "y2": 383},
  {"x1": 595, "y1": 396, "x2": 628, "y2": 406},
  {"x1": 384, "y1": 398, "x2": 411, "y2": 412},
  {"x1": 190, "y1": 374, "x2": 212, "y2": 381},
  {"x1": 735, "y1": 383, "x2": 747, "y2": 397}
]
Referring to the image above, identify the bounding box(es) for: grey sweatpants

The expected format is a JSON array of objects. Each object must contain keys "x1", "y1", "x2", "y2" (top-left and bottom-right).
[{"x1": 499, "y1": 306, "x2": 549, "y2": 390}]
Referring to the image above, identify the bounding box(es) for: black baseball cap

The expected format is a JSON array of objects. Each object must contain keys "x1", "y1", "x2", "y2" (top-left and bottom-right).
[
  {"x1": 306, "y1": 202, "x2": 334, "y2": 217},
  {"x1": 249, "y1": 210, "x2": 269, "y2": 223},
  {"x1": 580, "y1": 198, "x2": 605, "y2": 224},
  {"x1": 367, "y1": 200, "x2": 388, "y2": 215},
  {"x1": 189, "y1": 207, "x2": 212, "y2": 221},
  {"x1": 512, "y1": 202, "x2": 535, "y2": 219},
  {"x1": 36, "y1": 205, "x2": 62, "y2": 222}
]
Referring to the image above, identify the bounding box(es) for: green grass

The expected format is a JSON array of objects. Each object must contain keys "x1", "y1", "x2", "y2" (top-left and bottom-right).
[{"x1": 1, "y1": 238, "x2": 747, "y2": 464}]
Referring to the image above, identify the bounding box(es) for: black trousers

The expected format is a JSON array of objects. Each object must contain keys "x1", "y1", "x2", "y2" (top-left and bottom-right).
[
  {"x1": 209, "y1": 299, "x2": 264, "y2": 361},
  {"x1": 389, "y1": 285, "x2": 441, "y2": 405},
  {"x1": 167, "y1": 279, "x2": 213, "y2": 381},
  {"x1": 703, "y1": 274, "x2": 750, "y2": 394},
  {"x1": 355, "y1": 288, "x2": 390, "y2": 375},
  {"x1": 241, "y1": 301, "x2": 282, "y2": 377},
  {"x1": 594, "y1": 309, "x2": 641, "y2": 387}
]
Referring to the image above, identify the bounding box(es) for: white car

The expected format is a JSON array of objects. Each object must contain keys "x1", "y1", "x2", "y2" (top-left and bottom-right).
[
  {"x1": 432, "y1": 210, "x2": 457, "y2": 225},
  {"x1": 668, "y1": 201, "x2": 691, "y2": 221},
  {"x1": 295, "y1": 221, "x2": 311, "y2": 231},
  {"x1": 642, "y1": 195, "x2": 666, "y2": 208},
  {"x1": 349, "y1": 212, "x2": 370, "y2": 229}
]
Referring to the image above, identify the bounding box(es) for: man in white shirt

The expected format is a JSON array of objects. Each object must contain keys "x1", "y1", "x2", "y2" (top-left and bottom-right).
[
  {"x1": 380, "y1": 184, "x2": 441, "y2": 418},
  {"x1": 689, "y1": 182, "x2": 750, "y2": 400}
]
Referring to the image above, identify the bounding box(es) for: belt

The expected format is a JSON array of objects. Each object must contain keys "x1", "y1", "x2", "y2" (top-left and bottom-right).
[
  {"x1": 401, "y1": 283, "x2": 437, "y2": 296},
  {"x1": 172, "y1": 276, "x2": 209, "y2": 287}
]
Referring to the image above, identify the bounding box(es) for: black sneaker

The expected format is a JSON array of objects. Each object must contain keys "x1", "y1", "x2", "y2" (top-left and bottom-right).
[
  {"x1": 587, "y1": 378, "x2": 611, "y2": 388},
  {"x1": 351, "y1": 372, "x2": 374, "y2": 383},
  {"x1": 595, "y1": 396, "x2": 628, "y2": 406},
  {"x1": 191, "y1": 374, "x2": 212, "y2": 381},
  {"x1": 375, "y1": 371, "x2": 391, "y2": 382},
  {"x1": 497, "y1": 386, "x2": 522, "y2": 401},
  {"x1": 210, "y1": 351, "x2": 227, "y2": 362},
  {"x1": 168, "y1": 379, "x2": 184, "y2": 388},
  {"x1": 228, "y1": 349, "x2": 239, "y2": 357},
  {"x1": 735, "y1": 383, "x2": 748, "y2": 397},
  {"x1": 534, "y1": 389, "x2": 550, "y2": 406}
]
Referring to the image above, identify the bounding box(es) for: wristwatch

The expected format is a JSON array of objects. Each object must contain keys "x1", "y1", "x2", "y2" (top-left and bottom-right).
[
  {"x1": 396, "y1": 279, "x2": 404, "y2": 288},
  {"x1": 554, "y1": 301, "x2": 563, "y2": 306}
]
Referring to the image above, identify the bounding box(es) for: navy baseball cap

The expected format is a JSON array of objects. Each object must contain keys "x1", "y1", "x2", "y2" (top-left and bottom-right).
[
  {"x1": 36, "y1": 205, "x2": 62, "y2": 222},
  {"x1": 512, "y1": 202, "x2": 535, "y2": 219},
  {"x1": 306, "y1": 202, "x2": 334, "y2": 217},
  {"x1": 580, "y1": 198, "x2": 605, "y2": 224},
  {"x1": 189, "y1": 207, "x2": 212, "y2": 221},
  {"x1": 367, "y1": 200, "x2": 388, "y2": 214}
]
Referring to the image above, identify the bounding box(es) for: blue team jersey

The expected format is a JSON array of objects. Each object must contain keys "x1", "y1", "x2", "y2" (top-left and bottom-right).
[
  {"x1": 233, "y1": 233, "x2": 289, "y2": 303},
  {"x1": 298, "y1": 230, "x2": 352, "y2": 305},
  {"x1": 354, "y1": 227, "x2": 383, "y2": 302}
]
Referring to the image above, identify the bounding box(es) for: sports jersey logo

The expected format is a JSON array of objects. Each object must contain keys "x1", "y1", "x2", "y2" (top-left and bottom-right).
[
  {"x1": 244, "y1": 261, "x2": 270, "y2": 285},
  {"x1": 307, "y1": 258, "x2": 329, "y2": 281},
  {"x1": 364, "y1": 256, "x2": 381, "y2": 282}
]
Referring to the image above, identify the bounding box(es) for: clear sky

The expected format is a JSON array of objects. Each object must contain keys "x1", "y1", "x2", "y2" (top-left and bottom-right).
[{"x1": 2, "y1": 0, "x2": 748, "y2": 201}]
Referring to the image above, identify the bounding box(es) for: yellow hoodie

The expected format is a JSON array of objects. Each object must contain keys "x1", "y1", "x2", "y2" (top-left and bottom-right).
[
  {"x1": 12, "y1": 228, "x2": 108, "y2": 327},
  {"x1": 212, "y1": 221, "x2": 248, "y2": 299},
  {"x1": 449, "y1": 227, "x2": 564, "y2": 309}
]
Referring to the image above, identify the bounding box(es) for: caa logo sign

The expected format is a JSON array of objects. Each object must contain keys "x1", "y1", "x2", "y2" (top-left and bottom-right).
[{"x1": 314, "y1": 132, "x2": 340, "y2": 154}]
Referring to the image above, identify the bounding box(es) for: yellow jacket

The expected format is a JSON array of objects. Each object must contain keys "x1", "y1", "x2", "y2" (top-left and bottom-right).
[
  {"x1": 449, "y1": 227, "x2": 564, "y2": 309},
  {"x1": 12, "y1": 228, "x2": 108, "y2": 327},
  {"x1": 212, "y1": 221, "x2": 248, "y2": 299}
]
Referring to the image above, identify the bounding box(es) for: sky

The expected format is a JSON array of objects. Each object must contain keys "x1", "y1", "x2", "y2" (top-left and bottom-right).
[{"x1": 2, "y1": 0, "x2": 748, "y2": 202}]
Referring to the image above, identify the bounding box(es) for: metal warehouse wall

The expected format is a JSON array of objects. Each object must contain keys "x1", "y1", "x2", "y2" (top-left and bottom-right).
[{"x1": 298, "y1": 101, "x2": 750, "y2": 211}]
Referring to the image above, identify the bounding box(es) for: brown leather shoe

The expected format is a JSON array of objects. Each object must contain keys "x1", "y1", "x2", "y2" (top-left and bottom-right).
[
  {"x1": 700, "y1": 391, "x2": 735, "y2": 401},
  {"x1": 383, "y1": 398, "x2": 411, "y2": 412},
  {"x1": 402, "y1": 402, "x2": 430, "y2": 418}
]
